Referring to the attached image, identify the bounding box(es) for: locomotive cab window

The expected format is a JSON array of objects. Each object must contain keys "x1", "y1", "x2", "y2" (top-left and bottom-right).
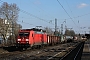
[{"x1": 19, "y1": 32, "x2": 30, "y2": 37}]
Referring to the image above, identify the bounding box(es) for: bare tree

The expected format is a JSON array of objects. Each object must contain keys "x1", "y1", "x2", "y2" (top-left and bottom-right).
[
  {"x1": 8, "y1": 24, "x2": 22, "y2": 44},
  {"x1": 0, "y1": 2, "x2": 19, "y2": 44},
  {"x1": 70, "y1": 30, "x2": 75, "y2": 36},
  {"x1": 65, "y1": 29, "x2": 75, "y2": 36},
  {"x1": 65, "y1": 29, "x2": 70, "y2": 36},
  {"x1": 44, "y1": 27, "x2": 54, "y2": 35}
]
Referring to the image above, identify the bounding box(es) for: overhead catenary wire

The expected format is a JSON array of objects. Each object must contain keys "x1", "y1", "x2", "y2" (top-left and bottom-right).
[
  {"x1": 65, "y1": 0, "x2": 90, "y2": 23},
  {"x1": 17, "y1": 12, "x2": 90, "y2": 28},
  {"x1": 0, "y1": 0, "x2": 54, "y2": 26},
  {"x1": 0, "y1": 0, "x2": 90, "y2": 28},
  {"x1": 20, "y1": 9, "x2": 54, "y2": 25},
  {"x1": 0, "y1": 0, "x2": 38, "y2": 28},
  {"x1": 17, "y1": 20, "x2": 35, "y2": 26},
  {"x1": 57, "y1": 0, "x2": 90, "y2": 31},
  {"x1": 60, "y1": 13, "x2": 90, "y2": 21},
  {"x1": 0, "y1": 0, "x2": 35, "y2": 27},
  {"x1": 57, "y1": 0, "x2": 80, "y2": 28},
  {"x1": 65, "y1": 0, "x2": 82, "y2": 30},
  {"x1": 31, "y1": 1, "x2": 55, "y2": 19}
]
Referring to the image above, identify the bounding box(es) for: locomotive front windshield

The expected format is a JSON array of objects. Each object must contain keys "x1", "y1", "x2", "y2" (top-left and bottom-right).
[{"x1": 19, "y1": 32, "x2": 29, "y2": 37}]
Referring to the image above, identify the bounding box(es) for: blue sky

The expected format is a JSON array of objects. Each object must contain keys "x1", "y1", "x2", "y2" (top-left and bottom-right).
[{"x1": 0, "y1": 0, "x2": 90, "y2": 34}]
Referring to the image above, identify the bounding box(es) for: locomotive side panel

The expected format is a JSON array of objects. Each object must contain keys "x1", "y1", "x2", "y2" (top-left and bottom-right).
[
  {"x1": 29, "y1": 31, "x2": 34, "y2": 47},
  {"x1": 33, "y1": 33, "x2": 42, "y2": 45},
  {"x1": 30, "y1": 31, "x2": 47, "y2": 46}
]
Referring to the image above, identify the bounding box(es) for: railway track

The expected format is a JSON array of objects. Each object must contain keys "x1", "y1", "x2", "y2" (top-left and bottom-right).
[
  {"x1": 81, "y1": 39, "x2": 90, "y2": 60},
  {"x1": 0, "y1": 49, "x2": 9, "y2": 55},
  {"x1": 0, "y1": 41, "x2": 82, "y2": 60}
]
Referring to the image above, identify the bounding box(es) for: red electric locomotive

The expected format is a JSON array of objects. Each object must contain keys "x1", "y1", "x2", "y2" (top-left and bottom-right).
[
  {"x1": 16, "y1": 28, "x2": 61, "y2": 50},
  {"x1": 16, "y1": 28, "x2": 47, "y2": 49}
]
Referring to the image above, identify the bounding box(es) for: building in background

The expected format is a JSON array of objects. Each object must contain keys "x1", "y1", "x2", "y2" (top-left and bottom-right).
[{"x1": 0, "y1": 18, "x2": 12, "y2": 44}]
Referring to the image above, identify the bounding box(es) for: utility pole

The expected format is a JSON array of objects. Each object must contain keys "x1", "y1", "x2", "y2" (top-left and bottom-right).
[
  {"x1": 61, "y1": 24, "x2": 64, "y2": 42},
  {"x1": 55, "y1": 18, "x2": 57, "y2": 35},
  {"x1": 61, "y1": 24, "x2": 63, "y2": 35}
]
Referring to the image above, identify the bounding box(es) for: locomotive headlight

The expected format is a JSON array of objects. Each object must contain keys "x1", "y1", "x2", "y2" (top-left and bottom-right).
[
  {"x1": 26, "y1": 39, "x2": 29, "y2": 41},
  {"x1": 18, "y1": 39, "x2": 21, "y2": 41}
]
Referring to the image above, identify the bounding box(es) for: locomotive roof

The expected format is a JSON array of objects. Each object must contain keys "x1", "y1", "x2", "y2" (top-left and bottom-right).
[{"x1": 20, "y1": 28, "x2": 46, "y2": 32}]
